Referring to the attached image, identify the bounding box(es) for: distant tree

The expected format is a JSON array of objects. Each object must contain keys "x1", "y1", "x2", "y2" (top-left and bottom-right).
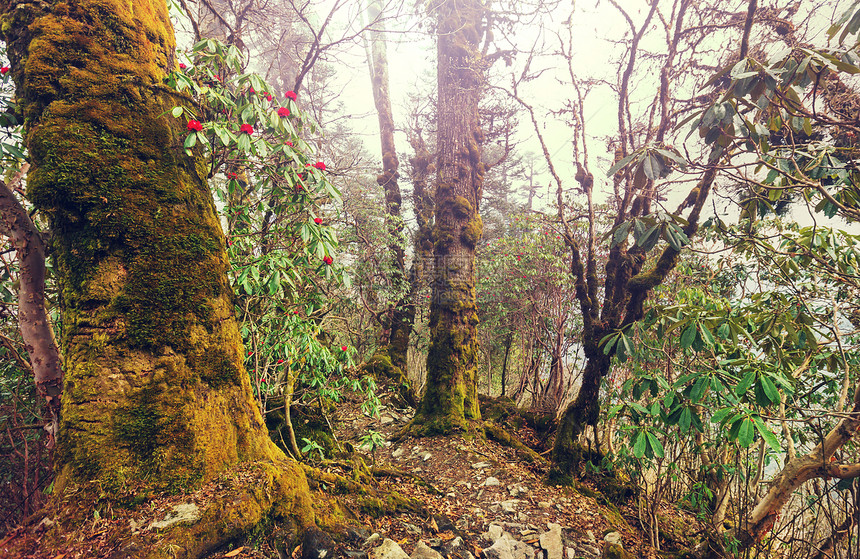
[{"x1": 409, "y1": 0, "x2": 488, "y2": 433}]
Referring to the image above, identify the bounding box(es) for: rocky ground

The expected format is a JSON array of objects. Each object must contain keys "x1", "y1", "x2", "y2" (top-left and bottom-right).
[
  {"x1": 292, "y1": 387, "x2": 701, "y2": 559},
  {"x1": 0, "y1": 385, "x2": 702, "y2": 558}
]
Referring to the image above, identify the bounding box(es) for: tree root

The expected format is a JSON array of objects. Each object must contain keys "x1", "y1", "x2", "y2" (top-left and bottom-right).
[
  {"x1": 1, "y1": 459, "x2": 317, "y2": 559},
  {"x1": 483, "y1": 422, "x2": 546, "y2": 464}
]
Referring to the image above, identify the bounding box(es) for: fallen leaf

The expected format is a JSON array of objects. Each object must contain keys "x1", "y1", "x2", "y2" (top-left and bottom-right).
[
  {"x1": 52, "y1": 555, "x2": 66, "y2": 559},
  {"x1": 224, "y1": 547, "x2": 245, "y2": 557}
]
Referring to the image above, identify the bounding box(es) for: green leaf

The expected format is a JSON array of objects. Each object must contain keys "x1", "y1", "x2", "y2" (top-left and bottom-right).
[
  {"x1": 632, "y1": 431, "x2": 646, "y2": 458},
  {"x1": 680, "y1": 322, "x2": 697, "y2": 348},
  {"x1": 753, "y1": 416, "x2": 780, "y2": 452},
  {"x1": 710, "y1": 407, "x2": 733, "y2": 424},
  {"x1": 736, "y1": 370, "x2": 756, "y2": 396},
  {"x1": 679, "y1": 408, "x2": 692, "y2": 432},
  {"x1": 690, "y1": 375, "x2": 708, "y2": 403},
  {"x1": 642, "y1": 153, "x2": 664, "y2": 180},
  {"x1": 760, "y1": 375, "x2": 780, "y2": 405},
  {"x1": 637, "y1": 224, "x2": 661, "y2": 250},
  {"x1": 738, "y1": 418, "x2": 755, "y2": 448},
  {"x1": 645, "y1": 431, "x2": 664, "y2": 458},
  {"x1": 183, "y1": 132, "x2": 197, "y2": 149},
  {"x1": 607, "y1": 152, "x2": 638, "y2": 176},
  {"x1": 171, "y1": 106, "x2": 184, "y2": 118}
]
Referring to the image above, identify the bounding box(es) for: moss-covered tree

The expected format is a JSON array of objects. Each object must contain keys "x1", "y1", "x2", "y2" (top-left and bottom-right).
[
  {"x1": 364, "y1": 0, "x2": 413, "y2": 391},
  {"x1": 0, "y1": 0, "x2": 316, "y2": 553},
  {"x1": 410, "y1": 0, "x2": 486, "y2": 434}
]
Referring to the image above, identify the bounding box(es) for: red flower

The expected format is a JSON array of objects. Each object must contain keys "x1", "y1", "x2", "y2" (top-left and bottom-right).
[
  {"x1": 247, "y1": 351, "x2": 254, "y2": 356},
  {"x1": 227, "y1": 172, "x2": 238, "y2": 180},
  {"x1": 239, "y1": 124, "x2": 254, "y2": 135},
  {"x1": 323, "y1": 255, "x2": 333, "y2": 265},
  {"x1": 341, "y1": 346, "x2": 348, "y2": 352},
  {"x1": 286, "y1": 140, "x2": 293, "y2": 147},
  {"x1": 266, "y1": 94, "x2": 273, "y2": 102},
  {"x1": 285, "y1": 90, "x2": 297, "y2": 101},
  {"x1": 0, "y1": 67, "x2": 9, "y2": 75},
  {"x1": 313, "y1": 161, "x2": 326, "y2": 171},
  {"x1": 249, "y1": 87, "x2": 255, "y2": 94},
  {"x1": 278, "y1": 107, "x2": 290, "y2": 117},
  {"x1": 187, "y1": 119, "x2": 203, "y2": 132},
  {"x1": 178, "y1": 63, "x2": 186, "y2": 70},
  {"x1": 314, "y1": 217, "x2": 323, "y2": 224},
  {"x1": 277, "y1": 359, "x2": 284, "y2": 364}
]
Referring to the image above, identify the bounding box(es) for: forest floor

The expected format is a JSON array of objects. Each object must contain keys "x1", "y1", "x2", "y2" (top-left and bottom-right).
[
  {"x1": 261, "y1": 384, "x2": 704, "y2": 559},
  {"x1": 0, "y1": 384, "x2": 704, "y2": 559}
]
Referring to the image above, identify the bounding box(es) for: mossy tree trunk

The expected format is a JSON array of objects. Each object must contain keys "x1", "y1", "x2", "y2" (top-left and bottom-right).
[
  {"x1": 0, "y1": 0, "x2": 311, "y2": 515},
  {"x1": 365, "y1": 0, "x2": 413, "y2": 384},
  {"x1": 411, "y1": 0, "x2": 485, "y2": 434}
]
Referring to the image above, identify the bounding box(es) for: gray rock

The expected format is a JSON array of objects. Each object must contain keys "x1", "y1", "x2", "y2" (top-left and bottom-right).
[
  {"x1": 345, "y1": 552, "x2": 369, "y2": 559},
  {"x1": 365, "y1": 533, "x2": 382, "y2": 547},
  {"x1": 586, "y1": 531, "x2": 596, "y2": 543},
  {"x1": 482, "y1": 533, "x2": 536, "y2": 559},
  {"x1": 381, "y1": 415, "x2": 395, "y2": 425},
  {"x1": 472, "y1": 461, "x2": 492, "y2": 469},
  {"x1": 578, "y1": 544, "x2": 600, "y2": 558},
  {"x1": 423, "y1": 453, "x2": 433, "y2": 461},
  {"x1": 564, "y1": 547, "x2": 576, "y2": 559},
  {"x1": 500, "y1": 500, "x2": 519, "y2": 513},
  {"x1": 538, "y1": 524, "x2": 563, "y2": 559},
  {"x1": 372, "y1": 539, "x2": 411, "y2": 559},
  {"x1": 392, "y1": 447, "x2": 405, "y2": 459},
  {"x1": 537, "y1": 502, "x2": 552, "y2": 509},
  {"x1": 404, "y1": 522, "x2": 422, "y2": 535},
  {"x1": 149, "y1": 503, "x2": 200, "y2": 530},
  {"x1": 603, "y1": 532, "x2": 622, "y2": 547},
  {"x1": 484, "y1": 523, "x2": 505, "y2": 543},
  {"x1": 509, "y1": 484, "x2": 528, "y2": 497},
  {"x1": 482, "y1": 477, "x2": 501, "y2": 487},
  {"x1": 443, "y1": 536, "x2": 465, "y2": 557},
  {"x1": 412, "y1": 541, "x2": 445, "y2": 559}
]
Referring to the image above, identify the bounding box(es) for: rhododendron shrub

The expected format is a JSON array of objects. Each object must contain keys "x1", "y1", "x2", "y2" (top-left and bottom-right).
[{"x1": 167, "y1": 39, "x2": 373, "y2": 457}]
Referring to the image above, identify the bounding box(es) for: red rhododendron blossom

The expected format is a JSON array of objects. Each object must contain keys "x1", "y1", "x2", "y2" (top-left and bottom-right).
[
  {"x1": 285, "y1": 90, "x2": 297, "y2": 101},
  {"x1": 227, "y1": 172, "x2": 238, "y2": 180},
  {"x1": 277, "y1": 359, "x2": 284, "y2": 364},
  {"x1": 266, "y1": 94, "x2": 273, "y2": 102},
  {"x1": 278, "y1": 107, "x2": 290, "y2": 117},
  {"x1": 239, "y1": 124, "x2": 254, "y2": 135},
  {"x1": 0, "y1": 67, "x2": 9, "y2": 75},
  {"x1": 323, "y1": 256, "x2": 333, "y2": 265},
  {"x1": 249, "y1": 87, "x2": 255, "y2": 94},
  {"x1": 314, "y1": 217, "x2": 323, "y2": 224},
  {"x1": 187, "y1": 119, "x2": 203, "y2": 132},
  {"x1": 286, "y1": 141, "x2": 294, "y2": 147},
  {"x1": 341, "y1": 346, "x2": 348, "y2": 352},
  {"x1": 313, "y1": 161, "x2": 326, "y2": 171},
  {"x1": 178, "y1": 63, "x2": 186, "y2": 70}
]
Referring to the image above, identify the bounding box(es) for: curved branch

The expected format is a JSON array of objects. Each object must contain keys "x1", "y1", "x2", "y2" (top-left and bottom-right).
[{"x1": 0, "y1": 164, "x2": 63, "y2": 445}]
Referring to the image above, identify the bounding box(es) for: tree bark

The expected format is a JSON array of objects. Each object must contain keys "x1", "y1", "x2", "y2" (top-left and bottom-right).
[
  {"x1": 0, "y1": 165, "x2": 63, "y2": 445},
  {"x1": 366, "y1": 0, "x2": 413, "y2": 381},
  {"x1": 411, "y1": 0, "x2": 485, "y2": 434},
  {"x1": 0, "y1": 0, "x2": 314, "y2": 544}
]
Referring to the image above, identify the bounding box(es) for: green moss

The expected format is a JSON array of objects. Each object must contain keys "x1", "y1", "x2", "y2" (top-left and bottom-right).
[
  {"x1": 461, "y1": 213, "x2": 482, "y2": 248},
  {"x1": 193, "y1": 347, "x2": 241, "y2": 388}
]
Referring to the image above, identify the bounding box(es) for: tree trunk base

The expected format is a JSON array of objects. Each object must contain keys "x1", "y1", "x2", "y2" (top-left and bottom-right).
[{"x1": 1, "y1": 459, "x2": 319, "y2": 559}]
